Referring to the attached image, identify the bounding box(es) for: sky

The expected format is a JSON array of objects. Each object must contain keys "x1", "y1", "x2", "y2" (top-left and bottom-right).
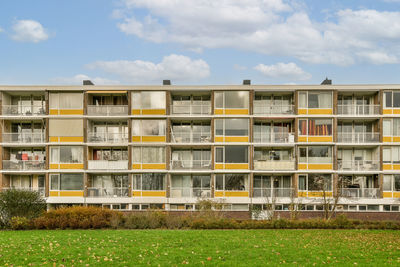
[{"x1": 1, "y1": 0, "x2": 400, "y2": 85}]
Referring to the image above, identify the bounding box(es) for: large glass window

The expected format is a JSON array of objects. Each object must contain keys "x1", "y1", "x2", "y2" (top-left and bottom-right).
[
  {"x1": 132, "y1": 120, "x2": 166, "y2": 136},
  {"x1": 383, "y1": 147, "x2": 400, "y2": 164},
  {"x1": 132, "y1": 147, "x2": 165, "y2": 163},
  {"x1": 298, "y1": 146, "x2": 332, "y2": 164},
  {"x1": 384, "y1": 91, "x2": 400, "y2": 108},
  {"x1": 298, "y1": 92, "x2": 332, "y2": 109},
  {"x1": 254, "y1": 149, "x2": 291, "y2": 161},
  {"x1": 215, "y1": 119, "x2": 249, "y2": 136},
  {"x1": 133, "y1": 173, "x2": 165, "y2": 190},
  {"x1": 383, "y1": 119, "x2": 400, "y2": 136},
  {"x1": 215, "y1": 146, "x2": 248, "y2": 163},
  {"x1": 215, "y1": 174, "x2": 248, "y2": 191},
  {"x1": 298, "y1": 119, "x2": 332, "y2": 136},
  {"x1": 298, "y1": 174, "x2": 332, "y2": 191},
  {"x1": 50, "y1": 146, "x2": 83, "y2": 163},
  {"x1": 214, "y1": 91, "x2": 249, "y2": 109},
  {"x1": 50, "y1": 173, "x2": 84, "y2": 190},
  {"x1": 92, "y1": 148, "x2": 128, "y2": 161},
  {"x1": 132, "y1": 91, "x2": 166, "y2": 109},
  {"x1": 383, "y1": 175, "x2": 400, "y2": 191},
  {"x1": 49, "y1": 93, "x2": 83, "y2": 109}
]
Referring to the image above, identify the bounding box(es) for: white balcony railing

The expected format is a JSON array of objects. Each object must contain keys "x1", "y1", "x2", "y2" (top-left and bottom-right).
[
  {"x1": 87, "y1": 105, "x2": 128, "y2": 116},
  {"x1": 171, "y1": 131, "x2": 211, "y2": 143},
  {"x1": 171, "y1": 103, "x2": 211, "y2": 115},
  {"x1": 337, "y1": 105, "x2": 380, "y2": 115},
  {"x1": 253, "y1": 104, "x2": 294, "y2": 115},
  {"x1": 337, "y1": 132, "x2": 379, "y2": 143},
  {"x1": 2, "y1": 160, "x2": 45, "y2": 171},
  {"x1": 253, "y1": 188, "x2": 293, "y2": 198},
  {"x1": 87, "y1": 187, "x2": 129, "y2": 197},
  {"x1": 2, "y1": 105, "x2": 46, "y2": 116},
  {"x1": 254, "y1": 160, "x2": 295, "y2": 171},
  {"x1": 171, "y1": 160, "x2": 212, "y2": 170},
  {"x1": 2, "y1": 132, "x2": 45, "y2": 143},
  {"x1": 338, "y1": 160, "x2": 379, "y2": 171},
  {"x1": 341, "y1": 188, "x2": 379, "y2": 198},
  {"x1": 253, "y1": 132, "x2": 295, "y2": 143},
  {"x1": 87, "y1": 132, "x2": 128, "y2": 143},
  {"x1": 87, "y1": 160, "x2": 128, "y2": 170},
  {"x1": 170, "y1": 187, "x2": 211, "y2": 198},
  {"x1": 2, "y1": 187, "x2": 45, "y2": 197}
]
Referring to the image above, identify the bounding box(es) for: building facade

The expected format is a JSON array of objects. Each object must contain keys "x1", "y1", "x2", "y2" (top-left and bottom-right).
[{"x1": 0, "y1": 82, "x2": 399, "y2": 215}]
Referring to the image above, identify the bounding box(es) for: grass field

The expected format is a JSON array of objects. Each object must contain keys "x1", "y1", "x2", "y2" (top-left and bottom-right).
[{"x1": 0, "y1": 230, "x2": 399, "y2": 266}]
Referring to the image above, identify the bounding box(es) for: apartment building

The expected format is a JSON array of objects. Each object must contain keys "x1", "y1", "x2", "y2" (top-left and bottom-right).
[{"x1": 1, "y1": 80, "x2": 400, "y2": 216}]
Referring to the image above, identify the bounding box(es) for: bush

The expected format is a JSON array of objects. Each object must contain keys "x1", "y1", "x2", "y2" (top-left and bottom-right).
[
  {"x1": 10, "y1": 216, "x2": 31, "y2": 230},
  {"x1": 0, "y1": 189, "x2": 46, "y2": 227},
  {"x1": 33, "y1": 206, "x2": 120, "y2": 229}
]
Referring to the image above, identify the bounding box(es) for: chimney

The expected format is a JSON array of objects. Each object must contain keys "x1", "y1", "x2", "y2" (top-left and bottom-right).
[
  {"x1": 163, "y1": 80, "x2": 171, "y2": 85},
  {"x1": 321, "y1": 77, "x2": 332, "y2": 85},
  {"x1": 243, "y1": 79, "x2": 251, "y2": 85},
  {"x1": 83, "y1": 80, "x2": 94, "y2": 85}
]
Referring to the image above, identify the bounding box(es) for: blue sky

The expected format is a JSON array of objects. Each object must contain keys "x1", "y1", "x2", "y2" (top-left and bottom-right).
[{"x1": 1, "y1": 0, "x2": 400, "y2": 85}]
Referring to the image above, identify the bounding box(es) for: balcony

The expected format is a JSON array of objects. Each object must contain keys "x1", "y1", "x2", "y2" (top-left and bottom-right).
[
  {"x1": 337, "y1": 132, "x2": 379, "y2": 143},
  {"x1": 171, "y1": 103, "x2": 211, "y2": 115},
  {"x1": 171, "y1": 131, "x2": 211, "y2": 143},
  {"x1": 87, "y1": 105, "x2": 128, "y2": 116},
  {"x1": 253, "y1": 132, "x2": 295, "y2": 143},
  {"x1": 338, "y1": 160, "x2": 379, "y2": 171},
  {"x1": 1, "y1": 187, "x2": 45, "y2": 197},
  {"x1": 341, "y1": 188, "x2": 379, "y2": 198},
  {"x1": 254, "y1": 160, "x2": 295, "y2": 171},
  {"x1": 253, "y1": 104, "x2": 294, "y2": 115},
  {"x1": 87, "y1": 187, "x2": 129, "y2": 197},
  {"x1": 2, "y1": 132, "x2": 45, "y2": 143},
  {"x1": 2, "y1": 105, "x2": 46, "y2": 116},
  {"x1": 170, "y1": 188, "x2": 211, "y2": 198},
  {"x1": 87, "y1": 160, "x2": 128, "y2": 170},
  {"x1": 337, "y1": 105, "x2": 380, "y2": 115},
  {"x1": 88, "y1": 132, "x2": 128, "y2": 143},
  {"x1": 253, "y1": 188, "x2": 293, "y2": 198},
  {"x1": 170, "y1": 160, "x2": 212, "y2": 170},
  {"x1": 2, "y1": 160, "x2": 45, "y2": 171}
]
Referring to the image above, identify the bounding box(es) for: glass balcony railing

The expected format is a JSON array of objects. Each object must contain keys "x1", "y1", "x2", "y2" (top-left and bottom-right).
[
  {"x1": 253, "y1": 188, "x2": 293, "y2": 198},
  {"x1": 337, "y1": 105, "x2": 380, "y2": 115},
  {"x1": 2, "y1": 132, "x2": 45, "y2": 143},
  {"x1": 87, "y1": 187, "x2": 129, "y2": 197},
  {"x1": 87, "y1": 132, "x2": 128, "y2": 143},
  {"x1": 337, "y1": 160, "x2": 379, "y2": 171},
  {"x1": 253, "y1": 132, "x2": 295, "y2": 143},
  {"x1": 337, "y1": 132, "x2": 379, "y2": 143},
  {"x1": 2, "y1": 160, "x2": 45, "y2": 171},
  {"x1": 87, "y1": 105, "x2": 128, "y2": 116},
  {"x1": 170, "y1": 160, "x2": 212, "y2": 170},
  {"x1": 253, "y1": 104, "x2": 294, "y2": 115},
  {"x1": 254, "y1": 160, "x2": 295, "y2": 171},
  {"x1": 87, "y1": 160, "x2": 128, "y2": 170},
  {"x1": 341, "y1": 188, "x2": 379, "y2": 198},
  {"x1": 171, "y1": 131, "x2": 211, "y2": 143},
  {"x1": 2, "y1": 105, "x2": 46, "y2": 116},
  {"x1": 170, "y1": 187, "x2": 211, "y2": 198}
]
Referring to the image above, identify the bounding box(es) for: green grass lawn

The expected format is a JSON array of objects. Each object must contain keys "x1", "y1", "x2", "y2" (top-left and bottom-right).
[{"x1": 0, "y1": 230, "x2": 399, "y2": 266}]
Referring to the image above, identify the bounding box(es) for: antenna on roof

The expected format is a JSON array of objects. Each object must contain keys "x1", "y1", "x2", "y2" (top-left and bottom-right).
[
  {"x1": 321, "y1": 77, "x2": 332, "y2": 85},
  {"x1": 163, "y1": 80, "x2": 171, "y2": 85},
  {"x1": 243, "y1": 80, "x2": 251, "y2": 85},
  {"x1": 83, "y1": 80, "x2": 94, "y2": 85}
]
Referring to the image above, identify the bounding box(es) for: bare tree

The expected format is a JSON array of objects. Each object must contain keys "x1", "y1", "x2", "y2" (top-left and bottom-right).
[{"x1": 289, "y1": 188, "x2": 303, "y2": 220}]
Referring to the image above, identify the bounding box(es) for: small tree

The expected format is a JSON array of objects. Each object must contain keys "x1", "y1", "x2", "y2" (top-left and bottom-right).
[
  {"x1": 0, "y1": 189, "x2": 46, "y2": 226},
  {"x1": 289, "y1": 188, "x2": 303, "y2": 220}
]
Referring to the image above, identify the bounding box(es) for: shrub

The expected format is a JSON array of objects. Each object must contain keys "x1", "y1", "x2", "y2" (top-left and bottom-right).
[
  {"x1": 10, "y1": 216, "x2": 31, "y2": 230},
  {"x1": 0, "y1": 189, "x2": 46, "y2": 227}
]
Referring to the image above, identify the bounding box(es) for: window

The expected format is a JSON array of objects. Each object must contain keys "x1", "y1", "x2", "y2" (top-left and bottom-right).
[
  {"x1": 216, "y1": 174, "x2": 248, "y2": 191},
  {"x1": 384, "y1": 91, "x2": 400, "y2": 108},
  {"x1": 298, "y1": 119, "x2": 332, "y2": 136},
  {"x1": 49, "y1": 119, "x2": 83, "y2": 137},
  {"x1": 50, "y1": 146, "x2": 83, "y2": 164},
  {"x1": 132, "y1": 91, "x2": 166, "y2": 109},
  {"x1": 299, "y1": 146, "x2": 332, "y2": 164},
  {"x1": 383, "y1": 119, "x2": 400, "y2": 136},
  {"x1": 133, "y1": 174, "x2": 165, "y2": 190},
  {"x1": 383, "y1": 147, "x2": 400, "y2": 163},
  {"x1": 50, "y1": 173, "x2": 84, "y2": 190},
  {"x1": 132, "y1": 120, "x2": 166, "y2": 136},
  {"x1": 215, "y1": 146, "x2": 248, "y2": 163},
  {"x1": 215, "y1": 119, "x2": 249, "y2": 136},
  {"x1": 254, "y1": 149, "x2": 291, "y2": 161},
  {"x1": 298, "y1": 92, "x2": 332, "y2": 109},
  {"x1": 92, "y1": 148, "x2": 128, "y2": 161},
  {"x1": 49, "y1": 93, "x2": 83, "y2": 109},
  {"x1": 298, "y1": 174, "x2": 332, "y2": 191},
  {"x1": 383, "y1": 175, "x2": 400, "y2": 191},
  {"x1": 214, "y1": 91, "x2": 249, "y2": 109},
  {"x1": 132, "y1": 147, "x2": 165, "y2": 163}
]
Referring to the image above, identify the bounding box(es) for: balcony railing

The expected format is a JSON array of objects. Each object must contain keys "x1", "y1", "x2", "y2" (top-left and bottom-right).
[
  {"x1": 253, "y1": 188, "x2": 293, "y2": 198},
  {"x1": 253, "y1": 104, "x2": 294, "y2": 115},
  {"x1": 171, "y1": 160, "x2": 212, "y2": 170},
  {"x1": 87, "y1": 160, "x2": 128, "y2": 170},
  {"x1": 170, "y1": 187, "x2": 211, "y2": 198},
  {"x1": 87, "y1": 187, "x2": 129, "y2": 197},
  {"x1": 337, "y1": 132, "x2": 379, "y2": 143},
  {"x1": 2, "y1": 132, "x2": 45, "y2": 143},
  {"x1": 341, "y1": 188, "x2": 379, "y2": 198},
  {"x1": 337, "y1": 105, "x2": 380, "y2": 115},
  {"x1": 87, "y1": 105, "x2": 128, "y2": 116},
  {"x1": 254, "y1": 160, "x2": 295, "y2": 171},
  {"x1": 2, "y1": 187, "x2": 45, "y2": 197},
  {"x1": 2, "y1": 105, "x2": 46, "y2": 116},
  {"x1": 253, "y1": 132, "x2": 295, "y2": 143},
  {"x1": 171, "y1": 131, "x2": 211, "y2": 143},
  {"x1": 338, "y1": 160, "x2": 379, "y2": 171},
  {"x1": 2, "y1": 160, "x2": 45, "y2": 171},
  {"x1": 87, "y1": 132, "x2": 128, "y2": 143},
  {"x1": 171, "y1": 103, "x2": 211, "y2": 115}
]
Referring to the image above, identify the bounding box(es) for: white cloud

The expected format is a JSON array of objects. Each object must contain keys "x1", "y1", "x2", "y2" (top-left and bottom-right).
[
  {"x1": 86, "y1": 54, "x2": 210, "y2": 83},
  {"x1": 254, "y1": 62, "x2": 312, "y2": 80},
  {"x1": 114, "y1": 1, "x2": 400, "y2": 65},
  {"x1": 11, "y1": 20, "x2": 49, "y2": 43},
  {"x1": 233, "y1": 64, "x2": 247, "y2": 71},
  {"x1": 52, "y1": 74, "x2": 120, "y2": 85}
]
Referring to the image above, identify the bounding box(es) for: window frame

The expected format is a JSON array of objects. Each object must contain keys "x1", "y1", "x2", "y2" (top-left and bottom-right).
[
  {"x1": 215, "y1": 146, "x2": 249, "y2": 164},
  {"x1": 132, "y1": 146, "x2": 166, "y2": 164},
  {"x1": 214, "y1": 118, "x2": 249, "y2": 137},
  {"x1": 215, "y1": 174, "x2": 249, "y2": 191},
  {"x1": 298, "y1": 118, "x2": 333, "y2": 136},
  {"x1": 50, "y1": 146, "x2": 84, "y2": 164},
  {"x1": 214, "y1": 91, "x2": 249, "y2": 109},
  {"x1": 298, "y1": 91, "x2": 332, "y2": 109}
]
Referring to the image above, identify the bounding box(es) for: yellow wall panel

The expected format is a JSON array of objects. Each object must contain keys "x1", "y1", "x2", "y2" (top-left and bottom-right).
[
  {"x1": 383, "y1": 192, "x2": 393, "y2": 198},
  {"x1": 142, "y1": 163, "x2": 166, "y2": 169},
  {"x1": 394, "y1": 109, "x2": 400, "y2": 114},
  {"x1": 59, "y1": 109, "x2": 84, "y2": 115},
  {"x1": 49, "y1": 109, "x2": 58, "y2": 115},
  {"x1": 59, "y1": 191, "x2": 84, "y2": 197},
  {"x1": 214, "y1": 191, "x2": 224, "y2": 197},
  {"x1": 383, "y1": 164, "x2": 392, "y2": 170},
  {"x1": 224, "y1": 136, "x2": 249, "y2": 142},
  {"x1": 214, "y1": 136, "x2": 224, "y2": 142},
  {"x1": 214, "y1": 109, "x2": 223, "y2": 115},
  {"x1": 131, "y1": 109, "x2": 141, "y2": 115},
  {"x1": 141, "y1": 191, "x2": 166, "y2": 197},
  {"x1": 132, "y1": 191, "x2": 142, "y2": 197},
  {"x1": 298, "y1": 191, "x2": 307, "y2": 197},
  {"x1": 298, "y1": 109, "x2": 307, "y2": 115},
  {"x1": 59, "y1": 163, "x2": 84, "y2": 169},
  {"x1": 308, "y1": 191, "x2": 333, "y2": 197},
  {"x1": 142, "y1": 136, "x2": 166, "y2": 142},
  {"x1": 393, "y1": 192, "x2": 400, "y2": 198},
  {"x1": 308, "y1": 163, "x2": 333, "y2": 170},
  {"x1": 141, "y1": 109, "x2": 166, "y2": 115},
  {"x1": 214, "y1": 163, "x2": 223, "y2": 169},
  {"x1": 308, "y1": 136, "x2": 333, "y2": 142},
  {"x1": 224, "y1": 109, "x2": 249, "y2": 115},
  {"x1": 224, "y1": 191, "x2": 249, "y2": 197},
  {"x1": 49, "y1": 136, "x2": 59, "y2": 142},
  {"x1": 393, "y1": 137, "x2": 400, "y2": 142},
  {"x1": 49, "y1": 164, "x2": 59, "y2": 169},
  {"x1": 383, "y1": 136, "x2": 392, "y2": 142},
  {"x1": 307, "y1": 109, "x2": 333, "y2": 115},
  {"x1": 132, "y1": 164, "x2": 141, "y2": 169},
  {"x1": 298, "y1": 164, "x2": 307, "y2": 170},
  {"x1": 49, "y1": 191, "x2": 59, "y2": 197},
  {"x1": 393, "y1": 164, "x2": 400, "y2": 170},
  {"x1": 132, "y1": 136, "x2": 141, "y2": 142},
  {"x1": 59, "y1": 136, "x2": 84, "y2": 142},
  {"x1": 298, "y1": 136, "x2": 307, "y2": 142},
  {"x1": 383, "y1": 109, "x2": 393, "y2": 115},
  {"x1": 224, "y1": 163, "x2": 249, "y2": 169}
]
